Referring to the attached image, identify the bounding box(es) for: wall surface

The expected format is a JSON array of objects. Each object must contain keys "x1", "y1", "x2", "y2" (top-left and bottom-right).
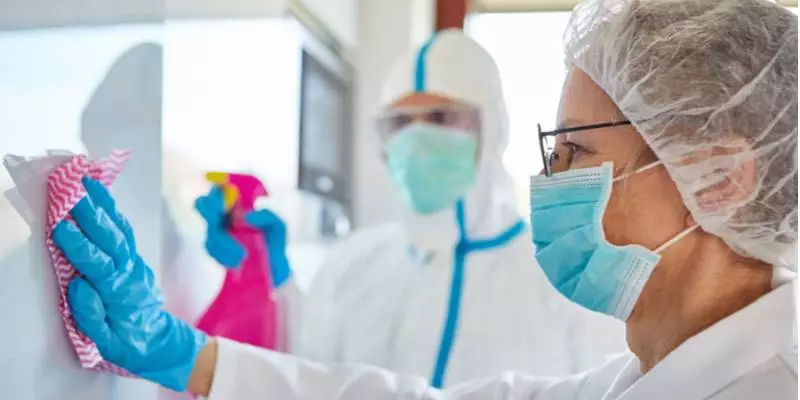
[{"x1": 0, "y1": 24, "x2": 164, "y2": 399}]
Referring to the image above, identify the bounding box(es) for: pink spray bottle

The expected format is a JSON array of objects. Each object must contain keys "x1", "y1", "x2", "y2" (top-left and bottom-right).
[{"x1": 195, "y1": 172, "x2": 279, "y2": 349}]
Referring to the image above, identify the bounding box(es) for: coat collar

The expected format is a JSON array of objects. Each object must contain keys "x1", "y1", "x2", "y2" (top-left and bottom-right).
[{"x1": 606, "y1": 279, "x2": 796, "y2": 400}]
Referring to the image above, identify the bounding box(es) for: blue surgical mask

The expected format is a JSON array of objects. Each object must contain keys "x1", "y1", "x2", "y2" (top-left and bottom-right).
[
  {"x1": 386, "y1": 123, "x2": 478, "y2": 214},
  {"x1": 529, "y1": 161, "x2": 697, "y2": 320}
]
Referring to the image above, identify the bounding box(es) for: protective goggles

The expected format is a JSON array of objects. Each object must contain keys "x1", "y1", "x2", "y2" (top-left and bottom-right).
[{"x1": 375, "y1": 103, "x2": 481, "y2": 142}]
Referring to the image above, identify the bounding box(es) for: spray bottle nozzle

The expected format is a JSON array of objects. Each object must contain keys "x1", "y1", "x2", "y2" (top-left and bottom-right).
[{"x1": 205, "y1": 172, "x2": 268, "y2": 212}]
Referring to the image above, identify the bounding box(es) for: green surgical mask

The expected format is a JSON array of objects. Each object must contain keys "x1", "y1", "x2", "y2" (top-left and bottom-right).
[{"x1": 386, "y1": 123, "x2": 478, "y2": 214}]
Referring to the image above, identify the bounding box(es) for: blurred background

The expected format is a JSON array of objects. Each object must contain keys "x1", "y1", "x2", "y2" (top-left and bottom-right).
[{"x1": 0, "y1": 0, "x2": 796, "y2": 398}]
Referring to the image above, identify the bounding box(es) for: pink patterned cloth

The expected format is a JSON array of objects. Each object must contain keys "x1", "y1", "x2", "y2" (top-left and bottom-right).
[{"x1": 45, "y1": 150, "x2": 131, "y2": 375}]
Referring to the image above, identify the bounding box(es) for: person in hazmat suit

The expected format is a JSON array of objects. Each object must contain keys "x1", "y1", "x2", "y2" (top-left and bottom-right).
[
  {"x1": 194, "y1": 28, "x2": 626, "y2": 385},
  {"x1": 50, "y1": 0, "x2": 797, "y2": 398}
]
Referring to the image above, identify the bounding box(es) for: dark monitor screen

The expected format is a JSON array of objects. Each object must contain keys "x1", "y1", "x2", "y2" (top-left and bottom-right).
[{"x1": 298, "y1": 48, "x2": 351, "y2": 207}]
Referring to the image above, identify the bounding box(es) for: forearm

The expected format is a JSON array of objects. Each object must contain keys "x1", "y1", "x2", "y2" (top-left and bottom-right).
[
  {"x1": 184, "y1": 337, "x2": 575, "y2": 400},
  {"x1": 188, "y1": 337, "x2": 436, "y2": 399},
  {"x1": 188, "y1": 339, "x2": 218, "y2": 397}
]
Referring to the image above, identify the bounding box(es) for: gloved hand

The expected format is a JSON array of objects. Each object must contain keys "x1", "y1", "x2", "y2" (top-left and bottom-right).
[
  {"x1": 194, "y1": 186, "x2": 246, "y2": 268},
  {"x1": 195, "y1": 186, "x2": 292, "y2": 287},
  {"x1": 52, "y1": 177, "x2": 207, "y2": 392},
  {"x1": 246, "y1": 208, "x2": 292, "y2": 287}
]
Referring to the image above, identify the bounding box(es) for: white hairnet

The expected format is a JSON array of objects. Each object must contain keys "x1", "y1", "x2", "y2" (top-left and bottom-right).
[
  {"x1": 566, "y1": 0, "x2": 798, "y2": 268},
  {"x1": 380, "y1": 29, "x2": 519, "y2": 238}
]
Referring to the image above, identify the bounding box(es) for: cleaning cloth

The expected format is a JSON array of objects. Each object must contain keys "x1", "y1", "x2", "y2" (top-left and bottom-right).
[{"x1": 45, "y1": 150, "x2": 131, "y2": 374}]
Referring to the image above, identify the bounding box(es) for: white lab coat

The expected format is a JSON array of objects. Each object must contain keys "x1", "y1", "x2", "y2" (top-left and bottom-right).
[
  {"x1": 291, "y1": 29, "x2": 627, "y2": 386},
  {"x1": 205, "y1": 279, "x2": 796, "y2": 399}
]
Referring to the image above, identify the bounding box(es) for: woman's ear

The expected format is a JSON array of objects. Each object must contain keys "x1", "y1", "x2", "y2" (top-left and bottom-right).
[{"x1": 689, "y1": 139, "x2": 757, "y2": 213}]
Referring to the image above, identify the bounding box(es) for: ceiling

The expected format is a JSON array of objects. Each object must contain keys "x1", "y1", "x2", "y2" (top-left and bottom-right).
[{"x1": 473, "y1": 0, "x2": 798, "y2": 12}]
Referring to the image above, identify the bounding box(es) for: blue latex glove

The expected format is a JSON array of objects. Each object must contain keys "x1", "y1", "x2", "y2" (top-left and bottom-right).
[
  {"x1": 194, "y1": 186, "x2": 246, "y2": 268},
  {"x1": 52, "y1": 177, "x2": 207, "y2": 392},
  {"x1": 246, "y1": 209, "x2": 292, "y2": 287},
  {"x1": 194, "y1": 186, "x2": 292, "y2": 287}
]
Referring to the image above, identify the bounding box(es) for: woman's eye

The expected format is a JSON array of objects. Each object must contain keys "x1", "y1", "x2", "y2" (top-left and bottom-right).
[{"x1": 564, "y1": 142, "x2": 584, "y2": 164}]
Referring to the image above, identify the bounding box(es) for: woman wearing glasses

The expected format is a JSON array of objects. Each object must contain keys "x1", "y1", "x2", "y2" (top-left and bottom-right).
[{"x1": 50, "y1": 0, "x2": 796, "y2": 398}]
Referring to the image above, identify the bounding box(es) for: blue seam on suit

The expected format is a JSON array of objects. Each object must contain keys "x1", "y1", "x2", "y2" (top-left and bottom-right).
[
  {"x1": 414, "y1": 34, "x2": 439, "y2": 92},
  {"x1": 430, "y1": 199, "x2": 526, "y2": 388}
]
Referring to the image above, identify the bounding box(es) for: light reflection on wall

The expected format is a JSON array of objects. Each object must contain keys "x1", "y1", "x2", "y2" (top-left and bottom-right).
[
  {"x1": 0, "y1": 24, "x2": 163, "y2": 262},
  {"x1": 161, "y1": 19, "x2": 303, "y2": 245}
]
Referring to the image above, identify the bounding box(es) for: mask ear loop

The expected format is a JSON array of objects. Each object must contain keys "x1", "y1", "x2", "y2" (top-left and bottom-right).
[
  {"x1": 612, "y1": 160, "x2": 663, "y2": 183},
  {"x1": 655, "y1": 225, "x2": 699, "y2": 254}
]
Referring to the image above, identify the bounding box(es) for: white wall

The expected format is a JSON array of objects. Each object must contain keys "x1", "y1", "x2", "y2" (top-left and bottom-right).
[
  {"x1": 0, "y1": 0, "x2": 285, "y2": 29},
  {"x1": 350, "y1": 0, "x2": 435, "y2": 228},
  {"x1": 0, "y1": 24, "x2": 164, "y2": 400}
]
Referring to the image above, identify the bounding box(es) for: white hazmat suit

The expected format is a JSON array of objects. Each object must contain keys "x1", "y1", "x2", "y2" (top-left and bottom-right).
[
  {"x1": 208, "y1": 279, "x2": 796, "y2": 399},
  {"x1": 293, "y1": 29, "x2": 626, "y2": 387}
]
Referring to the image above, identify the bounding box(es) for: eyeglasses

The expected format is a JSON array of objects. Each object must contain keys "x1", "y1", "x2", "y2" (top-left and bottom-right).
[
  {"x1": 375, "y1": 104, "x2": 481, "y2": 143},
  {"x1": 538, "y1": 120, "x2": 632, "y2": 177}
]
